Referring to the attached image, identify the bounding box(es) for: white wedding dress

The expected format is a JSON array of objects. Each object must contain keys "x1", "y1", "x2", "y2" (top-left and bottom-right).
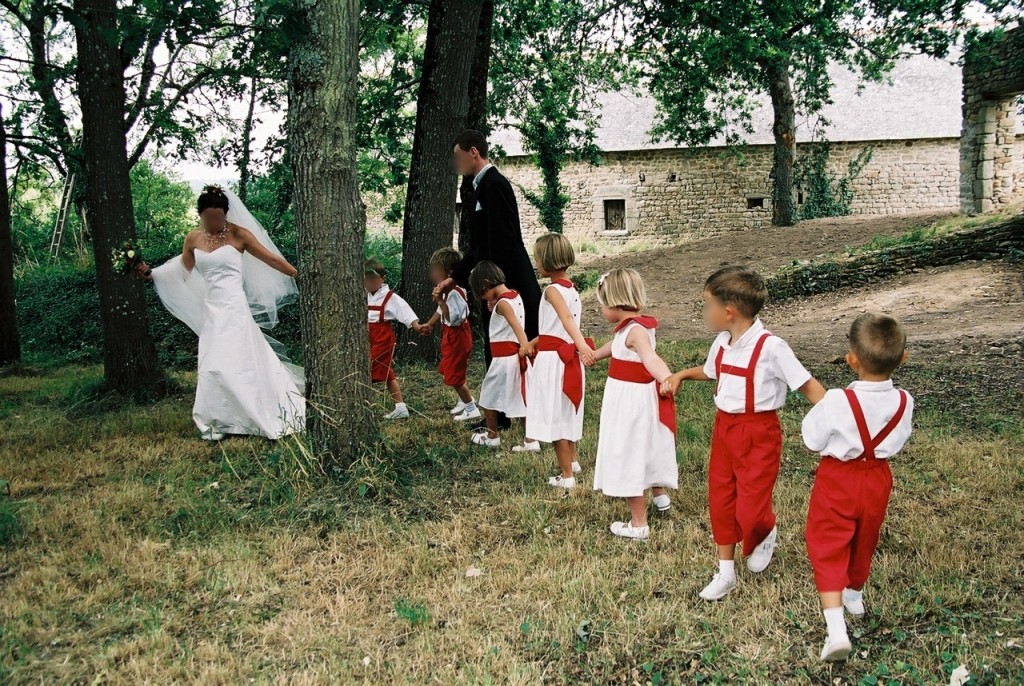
[{"x1": 151, "y1": 191, "x2": 305, "y2": 440}]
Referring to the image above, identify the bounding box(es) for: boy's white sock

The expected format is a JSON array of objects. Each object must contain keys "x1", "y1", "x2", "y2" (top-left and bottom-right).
[
  {"x1": 395, "y1": 402, "x2": 407, "y2": 410},
  {"x1": 718, "y1": 559, "x2": 736, "y2": 582},
  {"x1": 464, "y1": 400, "x2": 476, "y2": 412},
  {"x1": 842, "y1": 588, "x2": 863, "y2": 603},
  {"x1": 823, "y1": 607, "x2": 848, "y2": 640}
]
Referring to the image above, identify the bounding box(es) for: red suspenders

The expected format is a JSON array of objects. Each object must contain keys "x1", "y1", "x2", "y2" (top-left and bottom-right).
[
  {"x1": 368, "y1": 288, "x2": 396, "y2": 323},
  {"x1": 714, "y1": 332, "x2": 773, "y2": 414},
  {"x1": 843, "y1": 388, "x2": 909, "y2": 461}
]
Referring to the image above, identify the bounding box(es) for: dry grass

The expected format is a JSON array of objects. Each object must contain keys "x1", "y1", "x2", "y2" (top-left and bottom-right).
[{"x1": 1, "y1": 344, "x2": 1022, "y2": 685}]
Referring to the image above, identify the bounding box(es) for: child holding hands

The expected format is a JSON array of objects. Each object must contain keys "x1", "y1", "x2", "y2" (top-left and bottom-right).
[
  {"x1": 365, "y1": 259, "x2": 423, "y2": 420},
  {"x1": 418, "y1": 248, "x2": 478, "y2": 421},
  {"x1": 520, "y1": 233, "x2": 596, "y2": 486},
  {"x1": 802, "y1": 313, "x2": 913, "y2": 661},
  {"x1": 662, "y1": 266, "x2": 824, "y2": 599},
  {"x1": 592, "y1": 268, "x2": 678, "y2": 540},
  {"x1": 468, "y1": 261, "x2": 530, "y2": 448}
]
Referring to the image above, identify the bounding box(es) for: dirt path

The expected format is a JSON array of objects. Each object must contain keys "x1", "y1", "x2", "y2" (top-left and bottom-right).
[{"x1": 582, "y1": 209, "x2": 961, "y2": 341}]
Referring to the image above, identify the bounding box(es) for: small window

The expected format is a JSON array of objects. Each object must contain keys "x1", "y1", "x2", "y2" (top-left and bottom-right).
[
  {"x1": 746, "y1": 197, "x2": 766, "y2": 210},
  {"x1": 604, "y1": 199, "x2": 626, "y2": 232},
  {"x1": 797, "y1": 191, "x2": 804, "y2": 205}
]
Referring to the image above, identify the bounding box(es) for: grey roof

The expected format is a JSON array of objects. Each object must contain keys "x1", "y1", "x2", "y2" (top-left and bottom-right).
[{"x1": 491, "y1": 54, "x2": 985, "y2": 156}]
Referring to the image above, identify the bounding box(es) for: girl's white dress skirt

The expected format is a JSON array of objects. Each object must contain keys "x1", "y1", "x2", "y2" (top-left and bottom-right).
[
  {"x1": 526, "y1": 352, "x2": 584, "y2": 442},
  {"x1": 479, "y1": 355, "x2": 527, "y2": 418}
]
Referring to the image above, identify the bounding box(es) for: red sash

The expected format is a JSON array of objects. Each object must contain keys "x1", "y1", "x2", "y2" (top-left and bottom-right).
[
  {"x1": 537, "y1": 335, "x2": 584, "y2": 411},
  {"x1": 489, "y1": 341, "x2": 527, "y2": 403},
  {"x1": 843, "y1": 388, "x2": 908, "y2": 461},
  {"x1": 714, "y1": 331, "x2": 772, "y2": 414},
  {"x1": 608, "y1": 358, "x2": 676, "y2": 434}
]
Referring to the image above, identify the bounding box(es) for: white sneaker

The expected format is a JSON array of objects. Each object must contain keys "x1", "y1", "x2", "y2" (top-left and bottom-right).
[
  {"x1": 746, "y1": 526, "x2": 778, "y2": 573},
  {"x1": 609, "y1": 521, "x2": 649, "y2": 540},
  {"x1": 820, "y1": 635, "x2": 852, "y2": 661},
  {"x1": 511, "y1": 440, "x2": 541, "y2": 452},
  {"x1": 842, "y1": 588, "x2": 865, "y2": 616},
  {"x1": 699, "y1": 573, "x2": 737, "y2": 601},
  {"x1": 201, "y1": 429, "x2": 225, "y2": 441},
  {"x1": 453, "y1": 406, "x2": 482, "y2": 421},
  {"x1": 571, "y1": 461, "x2": 581, "y2": 474},
  {"x1": 471, "y1": 432, "x2": 500, "y2": 448},
  {"x1": 384, "y1": 405, "x2": 410, "y2": 420},
  {"x1": 548, "y1": 475, "x2": 576, "y2": 489},
  {"x1": 449, "y1": 401, "x2": 467, "y2": 415},
  {"x1": 653, "y1": 494, "x2": 672, "y2": 512}
]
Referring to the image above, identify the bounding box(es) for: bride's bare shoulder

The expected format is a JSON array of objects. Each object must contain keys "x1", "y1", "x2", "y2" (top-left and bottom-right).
[{"x1": 184, "y1": 229, "x2": 203, "y2": 245}]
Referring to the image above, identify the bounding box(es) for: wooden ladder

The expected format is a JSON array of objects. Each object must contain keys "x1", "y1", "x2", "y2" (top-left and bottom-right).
[{"x1": 49, "y1": 173, "x2": 75, "y2": 261}]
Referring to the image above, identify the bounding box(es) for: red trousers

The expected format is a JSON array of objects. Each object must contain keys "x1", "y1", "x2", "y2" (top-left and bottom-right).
[
  {"x1": 805, "y1": 457, "x2": 892, "y2": 592},
  {"x1": 439, "y1": 323, "x2": 472, "y2": 387},
  {"x1": 709, "y1": 410, "x2": 782, "y2": 556},
  {"x1": 369, "y1": 322, "x2": 396, "y2": 383}
]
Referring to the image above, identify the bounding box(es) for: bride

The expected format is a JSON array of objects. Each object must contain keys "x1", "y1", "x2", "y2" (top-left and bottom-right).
[{"x1": 138, "y1": 185, "x2": 305, "y2": 441}]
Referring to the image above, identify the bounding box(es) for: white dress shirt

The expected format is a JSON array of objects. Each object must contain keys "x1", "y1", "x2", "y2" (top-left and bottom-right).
[
  {"x1": 703, "y1": 319, "x2": 812, "y2": 413},
  {"x1": 472, "y1": 163, "x2": 493, "y2": 211},
  {"x1": 438, "y1": 287, "x2": 469, "y2": 327},
  {"x1": 367, "y1": 285, "x2": 417, "y2": 327},
  {"x1": 802, "y1": 379, "x2": 914, "y2": 461}
]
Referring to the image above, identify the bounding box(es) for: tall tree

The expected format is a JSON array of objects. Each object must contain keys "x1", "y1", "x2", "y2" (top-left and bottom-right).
[
  {"x1": 457, "y1": 0, "x2": 493, "y2": 255},
  {"x1": 0, "y1": 103, "x2": 20, "y2": 366},
  {"x1": 288, "y1": 0, "x2": 375, "y2": 463},
  {"x1": 633, "y1": 0, "x2": 977, "y2": 226},
  {"x1": 72, "y1": 0, "x2": 163, "y2": 393},
  {"x1": 398, "y1": 0, "x2": 482, "y2": 360}
]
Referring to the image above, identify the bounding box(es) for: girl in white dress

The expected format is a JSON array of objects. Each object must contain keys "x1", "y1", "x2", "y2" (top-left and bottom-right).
[
  {"x1": 592, "y1": 268, "x2": 678, "y2": 540},
  {"x1": 521, "y1": 234, "x2": 596, "y2": 488},
  {"x1": 469, "y1": 261, "x2": 530, "y2": 448},
  {"x1": 138, "y1": 186, "x2": 304, "y2": 441}
]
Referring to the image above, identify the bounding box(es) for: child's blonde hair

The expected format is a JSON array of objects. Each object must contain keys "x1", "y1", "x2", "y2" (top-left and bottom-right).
[
  {"x1": 596, "y1": 268, "x2": 646, "y2": 312},
  {"x1": 849, "y1": 313, "x2": 907, "y2": 375},
  {"x1": 364, "y1": 259, "x2": 386, "y2": 280},
  {"x1": 533, "y1": 233, "x2": 576, "y2": 273},
  {"x1": 429, "y1": 247, "x2": 462, "y2": 273}
]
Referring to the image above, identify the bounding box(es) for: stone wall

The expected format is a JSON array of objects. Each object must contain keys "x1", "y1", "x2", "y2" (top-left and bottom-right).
[
  {"x1": 497, "y1": 138, "x2": 963, "y2": 246},
  {"x1": 766, "y1": 217, "x2": 1024, "y2": 303},
  {"x1": 961, "y1": 27, "x2": 1024, "y2": 214}
]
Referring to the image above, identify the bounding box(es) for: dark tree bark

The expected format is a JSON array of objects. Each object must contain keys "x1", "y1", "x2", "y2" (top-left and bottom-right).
[
  {"x1": 764, "y1": 57, "x2": 798, "y2": 227},
  {"x1": 0, "y1": 103, "x2": 21, "y2": 366},
  {"x1": 238, "y1": 74, "x2": 258, "y2": 202},
  {"x1": 399, "y1": 0, "x2": 483, "y2": 360},
  {"x1": 73, "y1": 0, "x2": 164, "y2": 393},
  {"x1": 457, "y1": 0, "x2": 493, "y2": 256},
  {"x1": 289, "y1": 0, "x2": 375, "y2": 463}
]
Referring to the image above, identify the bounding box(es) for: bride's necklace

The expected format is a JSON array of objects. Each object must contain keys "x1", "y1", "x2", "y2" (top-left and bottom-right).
[{"x1": 202, "y1": 222, "x2": 230, "y2": 248}]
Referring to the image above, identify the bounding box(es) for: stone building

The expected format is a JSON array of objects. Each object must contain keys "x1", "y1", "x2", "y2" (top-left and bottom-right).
[{"x1": 483, "y1": 54, "x2": 1024, "y2": 247}]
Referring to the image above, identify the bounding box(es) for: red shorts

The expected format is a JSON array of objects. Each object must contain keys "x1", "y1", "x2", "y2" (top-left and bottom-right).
[
  {"x1": 439, "y1": 323, "x2": 472, "y2": 387},
  {"x1": 369, "y1": 322, "x2": 396, "y2": 383},
  {"x1": 708, "y1": 410, "x2": 782, "y2": 556},
  {"x1": 805, "y1": 456, "x2": 892, "y2": 592}
]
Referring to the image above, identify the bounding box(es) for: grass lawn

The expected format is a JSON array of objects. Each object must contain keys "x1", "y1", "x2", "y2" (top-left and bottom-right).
[{"x1": 1, "y1": 341, "x2": 1022, "y2": 684}]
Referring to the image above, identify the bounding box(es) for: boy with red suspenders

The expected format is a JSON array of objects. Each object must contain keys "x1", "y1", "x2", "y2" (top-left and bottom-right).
[
  {"x1": 802, "y1": 313, "x2": 913, "y2": 661},
  {"x1": 662, "y1": 266, "x2": 825, "y2": 601},
  {"x1": 365, "y1": 260, "x2": 422, "y2": 420}
]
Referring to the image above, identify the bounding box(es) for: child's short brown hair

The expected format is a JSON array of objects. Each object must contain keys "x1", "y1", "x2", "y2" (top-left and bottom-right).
[
  {"x1": 596, "y1": 268, "x2": 646, "y2": 312},
  {"x1": 533, "y1": 233, "x2": 576, "y2": 273},
  {"x1": 704, "y1": 265, "x2": 767, "y2": 318},
  {"x1": 429, "y1": 247, "x2": 462, "y2": 273},
  {"x1": 469, "y1": 260, "x2": 505, "y2": 297},
  {"x1": 364, "y1": 259, "x2": 386, "y2": 280},
  {"x1": 848, "y1": 313, "x2": 907, "y2": 375}
]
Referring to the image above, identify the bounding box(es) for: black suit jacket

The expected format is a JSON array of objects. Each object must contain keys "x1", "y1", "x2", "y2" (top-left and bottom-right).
[{"x1": 453, "y1": 166, "x2": 541, "y2": 338}]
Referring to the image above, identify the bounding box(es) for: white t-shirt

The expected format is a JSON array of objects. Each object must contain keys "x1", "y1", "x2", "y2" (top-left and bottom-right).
[
  {"x1": 702, "y1": 319, "x2": 812, "y2": 413},
  {"x1": 437, "y1": 287, "x2": 469, "y2": 327},
  {"x1": 367, "y1": 285, "x2": 417, "y2": 326},
  {"x1": 802, "y1": 380, "x2": 914, "y2": 461}
]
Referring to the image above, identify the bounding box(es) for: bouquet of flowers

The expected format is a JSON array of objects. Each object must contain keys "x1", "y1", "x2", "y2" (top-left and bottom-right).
[{"x1": 111, "y1": 241, "x2": 143, "y2": 274}]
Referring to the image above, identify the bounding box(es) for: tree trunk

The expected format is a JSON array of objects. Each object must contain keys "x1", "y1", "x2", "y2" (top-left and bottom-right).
[
  {"x1": 238, "y1": 75, "x2": 258, "y2": 202},
  {"x1": 0, "y1": 103, "x2": 21, "y2": 366},
  {"x1": 457, "y1": 0, "x2": 493, "y2": 255},
  {"x1": 399, "y1": 0, "x2": 483, "y2": 360},
  {"x1": 764, "y1": 57, "x2": 799, "y2": 227},
  {"x1": 73, "y1": 0, "x2": 164, "y2": 393},
  {"x1": 289, "y1": 0, "x2": 375, "y2": 464}
]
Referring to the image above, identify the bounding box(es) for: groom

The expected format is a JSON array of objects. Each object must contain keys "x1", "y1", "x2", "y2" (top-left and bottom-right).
[{"x1": 435, "y1": 129, "x2": 542, "y2": 430}]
